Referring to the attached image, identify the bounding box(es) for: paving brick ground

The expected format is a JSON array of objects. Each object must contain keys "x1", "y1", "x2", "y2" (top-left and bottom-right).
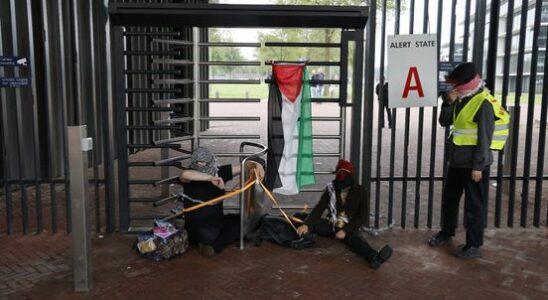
[
  {"x1": 1, "y1": 228, "x2": 547, "y2": 299},
  {"x1": 1, "y1": 98, "x2": 547, "y2": 299}
]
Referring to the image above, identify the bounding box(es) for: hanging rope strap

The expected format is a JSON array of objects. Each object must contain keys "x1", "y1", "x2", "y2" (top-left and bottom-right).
[
  {"x1": 162, "y1": 169, "x2": 304, "y2": 234},
  {"x1": 162, "y1": 178, "x2": 255, "y2": 222}
]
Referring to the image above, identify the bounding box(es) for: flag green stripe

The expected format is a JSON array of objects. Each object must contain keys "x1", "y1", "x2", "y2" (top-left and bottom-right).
[{"x1": 296, "y1": 68, "x2": 315, "y2": 188}]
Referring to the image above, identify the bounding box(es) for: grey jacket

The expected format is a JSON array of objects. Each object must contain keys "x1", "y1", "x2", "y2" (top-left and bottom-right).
[{"x1": 439, "y1": 89, "x2": 495, "y2": 171}]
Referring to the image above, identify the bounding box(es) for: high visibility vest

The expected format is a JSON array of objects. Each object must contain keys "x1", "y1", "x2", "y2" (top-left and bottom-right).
[{"x1": 452, "y1": 90, "x2": 510, "y2": 150}]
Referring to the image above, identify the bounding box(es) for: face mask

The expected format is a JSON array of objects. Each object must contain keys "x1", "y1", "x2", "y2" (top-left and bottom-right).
[
  {"x1": 189, "y1": 147, "x2": 219, "y2": 176},
  {"x1": 334, "y1": 175, "x2": 353, "y2": 190}
]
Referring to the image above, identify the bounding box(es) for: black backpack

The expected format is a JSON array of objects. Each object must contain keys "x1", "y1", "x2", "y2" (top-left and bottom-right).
[{"x1": 251, "y1": 215, "x2": 315, "y2": 250}]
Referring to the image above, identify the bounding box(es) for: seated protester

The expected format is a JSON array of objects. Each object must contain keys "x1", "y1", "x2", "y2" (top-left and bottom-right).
[
  {"x1": 179, "y1": 147, "x2": 264, "y2": 257},
  {"x1": 296, "y1": 160, "x2": 393, "y2": 269}
]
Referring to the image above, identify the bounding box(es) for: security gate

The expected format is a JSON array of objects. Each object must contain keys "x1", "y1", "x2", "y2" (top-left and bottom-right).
[{"x1": 109, "y1": 3, "x2": 368, "y2": 232}]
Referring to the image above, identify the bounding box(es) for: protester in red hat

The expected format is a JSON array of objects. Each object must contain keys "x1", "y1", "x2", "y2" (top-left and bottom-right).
[{"x1": 296, "y1": 159, "x2": 392, "y2": 269}]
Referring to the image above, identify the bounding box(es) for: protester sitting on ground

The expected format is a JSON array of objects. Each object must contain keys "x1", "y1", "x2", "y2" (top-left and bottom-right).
[
  {"x1": 178, "y1": 147, "x2": 264, "y2": 257},
  {"x1": 296, "y1": 159, "x2": 393, "y2": 269}
]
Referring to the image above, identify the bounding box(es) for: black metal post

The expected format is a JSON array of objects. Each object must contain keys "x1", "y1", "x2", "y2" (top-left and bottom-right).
[
  {"x1": 521, "y1": 0, "x2": 543, "y2": 227},
  {"x1": 534, "y1": 28, "x2": 548, "y2": 227},
  {"x1": 388, "y1": 0, "x2": 401, "y2": 227},
  {"x1": 508, "y1": 0, "x2": 529, "y2": 227},
  {"x1": 428, "y1": 0, "x2": 443, "y2": 229},
  {"x1": 485, "y1": 0, "x2": 500, "y2": 92},
  {"x1": 114, "y1": 26, "x2": 130, "y2": 232},
  {"x1": 496, "y1": 0, "x2": 514, "y2": 228},
  {"x1": 374, "y1": 0, "x2": 387, "y2": 229},
  {"x1": 472, "y1": 0, "x2": 486, "y2": 72},
  {"x1": 361, "y1": 0, "x2": 376, "y2": 227}
]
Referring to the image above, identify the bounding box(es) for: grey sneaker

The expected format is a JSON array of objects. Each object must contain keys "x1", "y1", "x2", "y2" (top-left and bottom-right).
[
  {"x1": 454, "y1": 244, "x2": 482, "y2": 259},
  {"x1": 427, "y1": 233, "x2": 452, "y2": 247}
]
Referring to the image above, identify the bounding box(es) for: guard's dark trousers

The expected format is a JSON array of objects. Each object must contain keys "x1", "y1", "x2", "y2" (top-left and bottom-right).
[
  {"x1": 313, "y1": 219, "x2": 377, "y2": 261},
  {"x1": 440, "y1": 167, "x2": 490, "y2": 247}
]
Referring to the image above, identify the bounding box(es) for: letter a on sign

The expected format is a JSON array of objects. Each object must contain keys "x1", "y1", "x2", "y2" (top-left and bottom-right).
[{"x1": 402, "y1": 67, "x2": 424, "y2": 98}]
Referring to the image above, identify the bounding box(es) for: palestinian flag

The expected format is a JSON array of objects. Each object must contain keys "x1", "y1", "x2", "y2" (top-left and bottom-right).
[{"x1": 266, "y1": 64, "x2": 315, "y2": 195}]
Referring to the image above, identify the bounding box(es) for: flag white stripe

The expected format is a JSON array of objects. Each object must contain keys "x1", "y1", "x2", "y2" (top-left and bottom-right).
[{"x1": 273, "y1": 91, "x2": 302, "y2": 195}]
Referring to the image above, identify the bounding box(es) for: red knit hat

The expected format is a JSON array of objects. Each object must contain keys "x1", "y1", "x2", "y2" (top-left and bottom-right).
[{"x1": 335, "y1": 159, "x2": 354, "y2": 180}]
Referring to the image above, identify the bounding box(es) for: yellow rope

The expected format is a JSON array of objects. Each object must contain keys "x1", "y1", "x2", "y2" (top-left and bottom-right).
[
  {"x1": 257, "y1": 179, "x2": 299, "y2": 233},
  {"x1": 183, "y1": 179, "x2": 256, "y2": 213},
  {"x1": 167, "y1": 169, "x2": 303, "y2": 234}
]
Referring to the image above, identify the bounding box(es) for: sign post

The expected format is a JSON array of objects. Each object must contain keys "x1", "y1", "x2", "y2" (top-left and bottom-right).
[
  {"x1": 387, "y1": 34, "x2": 438, "y2": 108},
  {"x1": 68, "y1": 126, "x2": 93, "y2": 292}
]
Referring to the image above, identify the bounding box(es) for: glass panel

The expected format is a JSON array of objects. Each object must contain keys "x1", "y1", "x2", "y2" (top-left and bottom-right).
[{"x1": 539, "y1": 27, "x2": 547, "y2": 49}]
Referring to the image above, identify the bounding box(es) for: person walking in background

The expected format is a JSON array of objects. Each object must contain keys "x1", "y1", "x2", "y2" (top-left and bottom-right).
[
  {"x1": 316, "y1": 68, "x2": 325, "y2": 97},
  {"x1": 428, "y1": 62, "x2": 509, "y2": 259},
  {"x1": 310, "y1": 69, "x2": 319, "y2": 97},
  {"x1": 375, "y1": 77, "x2": 393, "y2": 128}
]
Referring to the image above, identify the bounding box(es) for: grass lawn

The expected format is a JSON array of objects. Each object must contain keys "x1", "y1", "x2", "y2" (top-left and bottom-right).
[
  {"x1": 209, "y1": 84, "x2": 269, "y2": 99},
  {"x1": 209, "y1": 83, "x2": 345, "y2": 100},
  {"x1": 494, "y1": 93, "x2": 544, "y2": 105}
]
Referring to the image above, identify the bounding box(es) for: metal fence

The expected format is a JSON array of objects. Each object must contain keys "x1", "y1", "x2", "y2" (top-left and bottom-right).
[
  {"x1": 0, "y1": 0, "x2": 116, "y2": 234},
  {"x1": 364, "y1": 0, "x2": 547, "y2": 229},
  {"x1": 1, "y1": 0, "x2": 547, "y2": 235}
]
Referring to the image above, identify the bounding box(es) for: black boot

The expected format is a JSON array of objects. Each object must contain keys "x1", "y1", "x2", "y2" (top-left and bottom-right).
[
  {"x1": 427, "y1": 233, "x2": 452, "y2": 247},
  {"x1": 369, "y1": 245, "x2": 393, "y2": 270}
]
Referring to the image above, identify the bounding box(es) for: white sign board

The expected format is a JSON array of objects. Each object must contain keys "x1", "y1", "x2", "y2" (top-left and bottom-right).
[{"x1": 387, "y1": 34, "x2": 438, "y2": 108}]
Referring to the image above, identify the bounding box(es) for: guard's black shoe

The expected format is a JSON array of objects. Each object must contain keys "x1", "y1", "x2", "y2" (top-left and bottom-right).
[
  {"x1": 454, "y1": 244, "x2": 481, "y2": 259},
  {"x1": 427, "y1": 233, "x2": 452, "y2": 247},
  {"x1": 369, "y1": 245, "x2": 393, "y2": 270}
]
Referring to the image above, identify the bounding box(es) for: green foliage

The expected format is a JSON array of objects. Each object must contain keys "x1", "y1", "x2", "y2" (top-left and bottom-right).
[
  {"x1": 208, "y1": 0, "x2": 400, "y2": 80},
  {"x1": 209, "y1": 29, "x2": 246, "y2": 77}
]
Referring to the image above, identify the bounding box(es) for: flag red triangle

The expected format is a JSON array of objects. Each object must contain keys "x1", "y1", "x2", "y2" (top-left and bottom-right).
[{"x1": 273, "y1": 65, "x2": 303, "y2": 103}]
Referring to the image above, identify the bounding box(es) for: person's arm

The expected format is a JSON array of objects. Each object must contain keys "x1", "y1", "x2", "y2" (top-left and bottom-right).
[
  {"x1": 439, "y1": 92, "x2": 456, "y2": 127},
  {"x1": 472, "y1": 101, "x2": 495, "y2": 174},
  {"x1": 302, "y1": 190, "x2": 329, "y2": 231},
  {"x1": 343, "y1": 187, "x2": 368, "y2": 234},
  {"x1": 179, "y1": 169, "x2": 224, "y2": 188}
]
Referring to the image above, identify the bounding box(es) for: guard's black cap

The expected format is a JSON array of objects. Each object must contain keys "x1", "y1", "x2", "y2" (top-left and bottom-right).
[{"x1": 446, "y1": 62, "x2": 478, "y2": 85}]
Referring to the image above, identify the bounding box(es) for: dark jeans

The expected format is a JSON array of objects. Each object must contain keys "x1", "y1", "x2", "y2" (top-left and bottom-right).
[
  {"x1": 187, "y1": 214, "x2": 240, "y2": 253},
  {"x1": 440, "y1": 167, "x2": 489, "y2": 247},
  {"x1": 313, "y1": 219, "x2": 378, "y2": 262}
]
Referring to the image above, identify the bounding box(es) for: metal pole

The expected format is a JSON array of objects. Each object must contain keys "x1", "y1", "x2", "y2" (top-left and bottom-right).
[
  {"x1": 472, "y1": 0, "x2": 487, "y2": 72},
  {"x1": 485, "y1": 0, "x2": 500, "y2": 92},
  {"x1": 193, "y1": 27, "x2": 200, "y2": 148},
  {"x1": 68, "y1": 125, "x2": 92, "y2": 291},
  {"x1": 361, "y1": 0, "x2": 376, "y2": 227}
]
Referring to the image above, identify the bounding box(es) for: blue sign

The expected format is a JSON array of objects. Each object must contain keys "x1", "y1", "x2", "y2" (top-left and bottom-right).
[
  {"x1": 0, "y1": 56, "x2": 28, "y2": 67},
  {"x1": 438, "y1": 61, "x2": 461, "y2": 93},
  {"x1": 0, "y1": 77, "x2": 31, "y2": 88}
]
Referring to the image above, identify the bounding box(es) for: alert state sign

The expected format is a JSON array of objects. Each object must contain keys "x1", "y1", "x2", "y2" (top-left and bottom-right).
[{"x1": 387, "y1": 34, "x2": 438, "y2": 108}]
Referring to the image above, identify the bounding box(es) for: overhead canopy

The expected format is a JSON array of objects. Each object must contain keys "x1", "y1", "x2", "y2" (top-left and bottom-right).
[{"x1": 108, "y1": 3, "x2": 368, "y2": 29}]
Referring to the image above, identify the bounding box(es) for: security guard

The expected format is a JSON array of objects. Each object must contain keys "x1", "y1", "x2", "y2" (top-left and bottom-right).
[{"x1": 428, "y1": 62, "x2": 509, "y2": 258}]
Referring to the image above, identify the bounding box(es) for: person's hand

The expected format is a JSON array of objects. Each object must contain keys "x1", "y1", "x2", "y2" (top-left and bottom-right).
[
  {"x1": 210, "y1": 176, "x2": 225, "y2": 189},
  {"x1": 445, "y1": 90, "x2": 458, "y2": 104},
  {"x1": 296, "y1": 225, "x2": 309, "y2": 236},
  {"x1": 335, "y1": 230, "x2": 346, "y2": 240},
  {"x1": 471, "y1": 170, "x2": 482, "y2": 183}
]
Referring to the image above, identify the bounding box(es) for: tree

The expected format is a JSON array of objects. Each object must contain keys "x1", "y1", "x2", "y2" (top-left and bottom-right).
[
  {"x1": 256, "y1": 0, "x2": 400, "y2": 80},
  {"x1": 209, "y1": 29, "x2": 246, "y2": 79}
]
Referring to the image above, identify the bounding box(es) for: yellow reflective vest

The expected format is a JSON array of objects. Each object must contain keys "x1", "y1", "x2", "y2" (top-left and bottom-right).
[{"x1": 452, "y1": 90, "x2": 510, "y2": 150}]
